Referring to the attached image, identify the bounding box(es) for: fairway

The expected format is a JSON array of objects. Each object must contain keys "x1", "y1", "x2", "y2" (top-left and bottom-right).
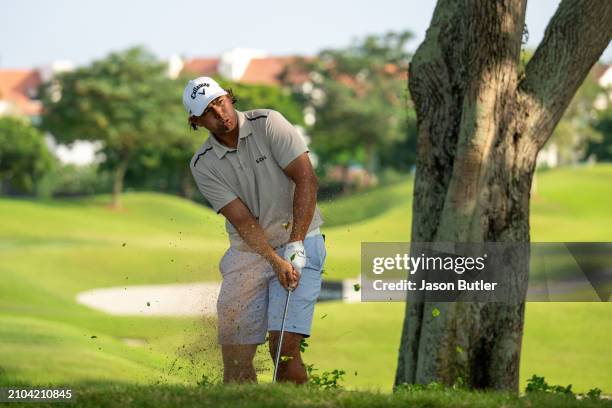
[{"x1": 0, "y1": 164, "x2": 611, "y2": 393}]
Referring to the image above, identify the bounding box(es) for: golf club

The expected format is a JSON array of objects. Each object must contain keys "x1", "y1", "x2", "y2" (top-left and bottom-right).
[{"x1": 272, "y1": 287, "x2": 292, "y2": 383}]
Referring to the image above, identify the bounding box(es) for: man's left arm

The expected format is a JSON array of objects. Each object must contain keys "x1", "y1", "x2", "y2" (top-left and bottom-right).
[
  {"x1": 283, "y1": 152, "x2": 318, "y2": 243},
  {"x1": 265, "y1": 110, "x2": 318, "y2": 243},
  {"x1": 265, "y1": 110, "x2": 318, "y2": 274}
]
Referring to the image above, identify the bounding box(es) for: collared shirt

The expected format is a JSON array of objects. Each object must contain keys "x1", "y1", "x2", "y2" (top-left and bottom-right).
[{"x1": 190, "y1": 109, "x2": 324, "y2": 251}]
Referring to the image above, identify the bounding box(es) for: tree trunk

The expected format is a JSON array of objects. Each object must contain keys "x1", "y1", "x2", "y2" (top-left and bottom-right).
[
  {"x1": 111, "y1": 155, "x2": 129, "y2": 209},
  {"x1": 395, "y1": 0, "x2": 612, "y2": 392},
  {"x1": 181, "y1": 168, "x2": 194, "y2": 199},
  {"x1": 364, "y1": 140, "x2": 377, "y2": 177},
  {"x1": 341, "y1": 165, "x2": 352, "y2": 195}
]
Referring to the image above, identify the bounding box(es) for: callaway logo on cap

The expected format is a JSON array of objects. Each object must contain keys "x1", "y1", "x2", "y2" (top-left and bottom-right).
[
  {"x1": 182, "y1": 77, "x2": 228, "y2": 117},
  {"x1": 190, "y1": 82, "x2": 209, "y2": 99}
]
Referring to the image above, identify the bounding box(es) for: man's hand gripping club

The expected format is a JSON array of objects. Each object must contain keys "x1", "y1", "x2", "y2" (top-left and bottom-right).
[{"x1": 280, "y1": 240, "x2": 306, "y2": 290}]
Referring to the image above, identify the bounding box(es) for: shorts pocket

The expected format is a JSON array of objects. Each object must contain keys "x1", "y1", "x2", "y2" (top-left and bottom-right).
[
  {"x1": 305, "y1": 235, "x2": 326, "y2": 272},
  {"x1": 219, "y1": 248, "x2": 232, "y2": 275}
]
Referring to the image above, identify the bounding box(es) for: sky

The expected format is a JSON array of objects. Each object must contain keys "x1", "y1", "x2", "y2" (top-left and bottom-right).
[{"x1": 1, "y1": 0, "x2": 610, "y2": 69}]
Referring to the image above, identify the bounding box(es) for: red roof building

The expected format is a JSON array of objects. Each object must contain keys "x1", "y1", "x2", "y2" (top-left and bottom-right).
[
  {"x1": 0, "y1": 69, "x2": 43, "y2": 117},
  {"x1": 181, "y1": 57, "x2": 220, "y2": 77},
  {"x1": 181, "y1": 54, "x2": 312, "y2": 86},
  {"x1": 240, "y1": 56, "x2": 310, "y2": 86}
]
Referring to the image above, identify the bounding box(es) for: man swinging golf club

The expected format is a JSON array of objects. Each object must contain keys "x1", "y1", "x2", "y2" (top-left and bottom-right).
[{"x1": 184, "y1": 77, "x2": 326, "y2": 384}]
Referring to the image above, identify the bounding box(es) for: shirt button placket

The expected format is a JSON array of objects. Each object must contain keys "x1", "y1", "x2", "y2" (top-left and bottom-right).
[
  {"x1": 236, "y1": 141, "x2": 244, "y2": 169},
  {"x1": 238, "y1": 144, "x2": 248, "y2": 171},
  {"x1": 236, "y1": 153, "x2": 244, "y2": 170}
]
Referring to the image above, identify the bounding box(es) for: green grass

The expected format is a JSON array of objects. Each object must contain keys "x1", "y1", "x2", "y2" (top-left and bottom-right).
[
  {"x1": 318, "y1": 180, "x2": 411, "y2": 227},
  {"x1": 530, "y1": 165, "x2": 612, "y2": 241},
  {"x1": 0, "y1": 164, "x2": 611, "y2": 396},
  {"x1": 0, "y1": 383, "x2": 609, "y2": 408},
  {"x1": 0, "y1": 314, "x2": 171, "y2": 386},
  {"x1": 306, "y1": 302, "x2": 612, "y2": 393}
]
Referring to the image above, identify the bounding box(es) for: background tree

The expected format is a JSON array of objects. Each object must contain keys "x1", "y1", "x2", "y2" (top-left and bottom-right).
[
  {"x1": 121, "y1": 74, "x2": 197, "y2": 199},
  {"x1": 40, "y1": 46, "x2": 184, "y2": 208},
  {"x1": 122, "y1": 131, "x2": 201, "y2": 198},
  {"x1": 219, "y1": 80, "x2": 305, "y2": 126},
  {"x1": 544, "y1": 76, "x2": 604, "y2": 164},
  {"x1": 378, "y1": 106, "x2": 418, "y2": 173},
  {"x1": 293, "y1": 31, "x2": 415, "y2": 177},
  {"x1": 0, "y1": 116, "x2": 56, "y2": 195},
  {"x1": 517, "y1": 50, "x2": 604, "y2": 166},
  {"x1": 395, "y1": 0, "x2": 611, "y2": 392},
  {"x1": 586, "y1": 103, "x2": 612, "y2": 161}
]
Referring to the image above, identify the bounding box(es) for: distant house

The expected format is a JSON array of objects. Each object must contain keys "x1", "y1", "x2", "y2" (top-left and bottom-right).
[
  {"x1": 0, "y1": 69, "x2": 43, "y2": 118},
  {"x1": 180, "y1": 57, "x2": 220, "y2": 78},
  {"x1": 593, "y1": 63, "x2": 612, "y2": 88},
  {"x1": 0, "y1": 62, "x2": 102, "y2": 166},
  {"x1": 181, "y1": 49, "x2": 312, "y2": 87}
]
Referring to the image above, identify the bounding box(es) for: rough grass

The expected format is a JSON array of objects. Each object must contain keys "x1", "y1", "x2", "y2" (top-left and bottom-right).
[
  {"x1": 0, "y1": 383, "x2": 610, "y2": 408},
  {"x1": 318, "y1": 180, "x2": 411, "y2": 227},
  {"x1": 307, "y1": 302, "x2": 612, "y2": 393}
]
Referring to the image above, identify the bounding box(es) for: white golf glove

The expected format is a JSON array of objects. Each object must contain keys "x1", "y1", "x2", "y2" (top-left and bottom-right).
[{"x1": 283, "y1": 240, "x2": 306, "y2": 276}]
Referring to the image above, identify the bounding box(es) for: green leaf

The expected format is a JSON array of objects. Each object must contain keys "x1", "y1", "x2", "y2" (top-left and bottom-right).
[
  {"x1": 431, "y1": 307, "x2": 440, "y2": 317},
  {"x1": 290, "y1": 254, "x2": 296, "y2": 261},
  {"x1": 300, "y1": 339, "x2": 309, "y2": 353},
  {"x1": 353, "y1": 283, "x2": 361, "y2": 292}
]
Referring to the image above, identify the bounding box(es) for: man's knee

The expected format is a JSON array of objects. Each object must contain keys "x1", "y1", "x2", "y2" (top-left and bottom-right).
[
  {"x1": 221, "y1": 344, "x2": 258, "y2": 383},
  {"x1": 222, "y1": 344, "x2": 257, "y2": 367}
]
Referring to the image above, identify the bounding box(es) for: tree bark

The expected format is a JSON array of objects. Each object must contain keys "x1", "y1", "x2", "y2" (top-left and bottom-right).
[
  {"x1": 181, "y1": 168, "x2": 194, "y2": 199},
  {"x1": 365, "y1": 140, "x2": 377, "y2": 177},
  {"x1": 395, "y1": 0, "x2": 612, "y2": 392},
  {"x1": 111, "y1": 155, "x2": 129, "y2": 209}
]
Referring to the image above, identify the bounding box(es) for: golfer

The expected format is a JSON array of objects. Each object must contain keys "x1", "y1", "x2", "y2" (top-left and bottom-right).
[{"x1": 184, "y1": 77, "x2": 326, "y2": 384}]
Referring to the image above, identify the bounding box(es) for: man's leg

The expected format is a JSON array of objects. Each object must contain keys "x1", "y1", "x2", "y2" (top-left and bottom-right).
[
  {"x1": 267, "y1": 234, "x2": 327, "y2": 384},
  {"x1": 268, "y1": 331, "x2": 307, "y2": 384},
  {"x1": 217, "y1": 248, "x2": 271, "y2": 383},
  {"x1": 221, "y1": 344, "x2": 258, "y2": 383}
]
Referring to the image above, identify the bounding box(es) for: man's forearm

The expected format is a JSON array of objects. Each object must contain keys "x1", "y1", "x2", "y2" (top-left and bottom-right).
[
  {"x1": 289, "y1": 178, "x2": 317, "y2": 242},
  {"x1": 227, "y1": 206, "x2": 298, "y2": 289},
  {"x1": 232, "y1": 213, "x2": 280, "y2": 264}
]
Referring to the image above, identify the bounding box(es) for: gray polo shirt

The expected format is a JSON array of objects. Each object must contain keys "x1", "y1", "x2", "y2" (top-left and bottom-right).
[{"x1": 190, "y1": 109, "x2": 324, "y2": 252}]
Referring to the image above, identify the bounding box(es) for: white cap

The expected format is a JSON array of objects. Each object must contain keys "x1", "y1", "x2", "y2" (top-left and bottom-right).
[{"x1": 182, "y1": 77, "x2": 228, "y2": 117}]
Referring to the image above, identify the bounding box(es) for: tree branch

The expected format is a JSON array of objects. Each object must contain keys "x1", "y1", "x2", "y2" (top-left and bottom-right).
[{"x1": 518, "y1": 0, "x2": 612, "y2": 150}]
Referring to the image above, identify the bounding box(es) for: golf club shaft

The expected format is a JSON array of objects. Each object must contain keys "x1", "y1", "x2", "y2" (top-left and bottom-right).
[{"x1": 273, "y1": 288, "x2": 292, "y2": 383}]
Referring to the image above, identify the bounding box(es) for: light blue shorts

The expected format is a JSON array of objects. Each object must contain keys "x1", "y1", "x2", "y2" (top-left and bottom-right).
[{"x1": 217, "y1": 233, "x2": 327, "y2": 345}]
